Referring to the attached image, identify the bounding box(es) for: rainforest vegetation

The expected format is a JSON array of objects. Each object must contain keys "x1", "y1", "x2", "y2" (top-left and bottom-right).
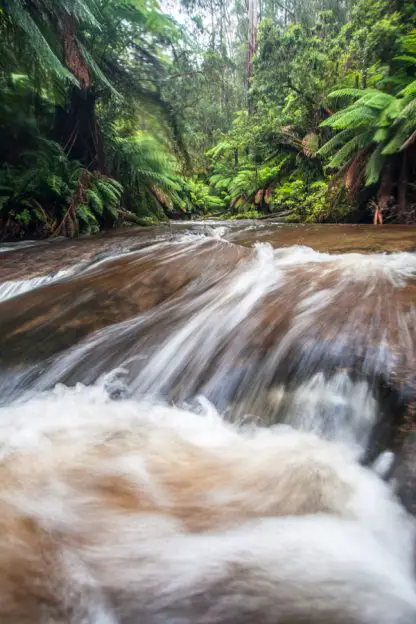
[{"x1": 0, "y1": 0, "x2": 415, "y2": 239}]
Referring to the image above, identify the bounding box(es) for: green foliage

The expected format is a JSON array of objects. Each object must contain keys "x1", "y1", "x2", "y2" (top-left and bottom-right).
[
  {"x1": 0, "y1": 0, "x2": 192, "y2": 238},
  {"x1": 319, "y1": 28, "x2": 416, "y2": 215},
  {"x1": 226, "y1": 209, "x2": 263, "y2": 220},
  {"x1": 174, "y1": 178, "x2": 225, "y2": 215},
  {"x1": 0, "y1": 140, "x2": 123, "y2": 238},
  {"x1": 272, "y1": 180, "x2": 307, "y2": 214},
  {"x1": 104, "y1": 130, "x2": 182, "y2": 217},
  {"x1": 1, "y1": 0, "x2": 416, "y2": 235},
  {"x1": 203, "y1": 0, "x2": 416, "y2": 223}
]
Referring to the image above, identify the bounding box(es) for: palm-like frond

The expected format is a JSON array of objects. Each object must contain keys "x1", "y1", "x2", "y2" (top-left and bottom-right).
[
  {"x1": 4, "y1": 0, "x2": 77, "y2": 83},
  {"x1": 365, "y1": 144, "x2": 387, "y2": 186},
  {"x1": 0, "y1": 139, "x2": 123, "y2": 238},
  {"x1": 327, "y1": 132, "x2": 374, "y2": 169},
  {"x1": 103, "y1": 128, "x2": 182, "y2": 218},
  {"x1": 320, "y1": 36, "x2": 416, "y2": 197},
  {"x1": 209, "y1": 154, "x2": 292, "y2": 210}
]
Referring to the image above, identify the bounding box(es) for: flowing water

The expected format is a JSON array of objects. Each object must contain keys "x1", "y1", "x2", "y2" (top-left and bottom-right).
[
  {"x1": 0, "y1": 221, "x2": 416, "y2": 620},
  {"x1": 0, "y1": 222, "x2": 415, "y2": 504}
]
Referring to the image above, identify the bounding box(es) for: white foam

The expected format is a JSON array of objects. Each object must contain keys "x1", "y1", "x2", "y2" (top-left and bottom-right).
[
  {"x1": 0, "y1": 383, "x2": 414, "y2": 622},
  {"x1": 0, "y1": 269, "x2": 73, "y2": 302}
]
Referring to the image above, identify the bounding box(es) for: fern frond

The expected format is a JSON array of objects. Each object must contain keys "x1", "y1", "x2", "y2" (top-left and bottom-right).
[
  {"x1": 327, "y1": 88, "x2": 377, "y2": 101},
  {"x1": 6, "y1": 0, "x2": 78, "y2": 84},
  {"x1": 382, "y1": 128, "x2": 412, "y2": 155},
  {"x1": 78, "y1": 43, "x2": 121, "y2": 98},
  {"x1": 328, "y1": 108, "x2": 378, "y2": 130},
  {"x1": 328, "y1": 132, "x2": 373, "y2": 169},
  {"x1": 47, "y1": 174, "x2": 63, "y2": 195},
  {"x1": 86, "y1": 189, "x2": 104, "y2": 214},
  {"x1": 317, "y1": 129, "x2": 356, "y2": 157},
  {"x1": 373, "y1": 127, "x2": 389, "y2": 143},
  {"x1": 399, "y1": 80, "x2": 416, "y2": 98},
  {"x1": 365, "y1": 144, "x2": 386, "y2": 186},
  {"x1": 76, "y1": 203, "x2": 97, "y2": 223}
]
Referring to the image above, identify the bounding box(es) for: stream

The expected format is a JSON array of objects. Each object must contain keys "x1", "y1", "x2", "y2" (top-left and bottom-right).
[
  {"x1": 0, "y1": 221, "x2": 415, "y2": 507},
  {"x1": 0, "y1": 221, "x2": 416, "y2": 620}
]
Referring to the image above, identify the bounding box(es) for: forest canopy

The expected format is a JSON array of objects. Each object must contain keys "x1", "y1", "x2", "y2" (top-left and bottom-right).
[{"x1": 0, "y1": 0, "x2": 415, "y2": 239}]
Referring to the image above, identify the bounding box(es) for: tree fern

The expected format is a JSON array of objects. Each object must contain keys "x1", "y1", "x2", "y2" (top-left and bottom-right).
[
  {"x1": 326, "y1": 88, "x2": 379, "y2": 102},
  {"x1": 76, "y1": 203, "x2": 99, "y2": 229},
  {"x1": 86, "y1": 189, "x2": 104, "y2": 214},
  {"x1": 103, "y1": 130, "x2": 181, "y2": 218},
  {"x1": 320, "y1": 36, "x2": 416, "y2": 201},
  {"x1": 4, "y1": 0, "x2": 77, "y2": 84},
  {"x1": 382, "y1": 127, "x2": 413, "y2": 155},
  {"x1": 323, "y1": 107, "x2": 378, "y2": 130},
  {"x1": 328, "y1": 132, "x2": 374, "y2": 169},
  {"x1": 365, "y1": 144, "x2": 387, "y2": 186},
  {"x1": 317, "y1": 128, "x2": 356, "y2": 157}
]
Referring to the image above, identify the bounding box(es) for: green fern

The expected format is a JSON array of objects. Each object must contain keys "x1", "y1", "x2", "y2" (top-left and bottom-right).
[
  {"x1": 5, "y1": 0, "x2": 78, "y2": 84},
  {"x1": 365, "y1": 144, "x2": 387, "y2": 186},
  {"x1": 320, "y1": 38, "x2": 416, "y2": 194},
  {"x1": 86, "y1": 189, "x2": 104, "y2": 215},
  {"x1": 317, "y1": 129, "x2": 356, "y2": 157},
  {"x1": 328, "y1": 132, "x2": 373, "y2": 169}
]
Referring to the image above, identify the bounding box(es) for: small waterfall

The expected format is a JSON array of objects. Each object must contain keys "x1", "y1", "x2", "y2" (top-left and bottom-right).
[
  {"x1": 0, "y1": 270, "x2": 74, "y2": 303},
  {"x1": 0, "y1": 224, "x2": 415, "y2": 620},
  {"x1": 1, "y1": 237, "x2": 413, "y2": 464}
]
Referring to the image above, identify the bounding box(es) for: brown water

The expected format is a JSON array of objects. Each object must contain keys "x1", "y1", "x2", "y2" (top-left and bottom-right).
[
  {"x1": 0, "y1": 221, "x2": 415, "y2": 510},
  {"x1": 1, "y1": 222, "x2": 415, "y2": 282}
]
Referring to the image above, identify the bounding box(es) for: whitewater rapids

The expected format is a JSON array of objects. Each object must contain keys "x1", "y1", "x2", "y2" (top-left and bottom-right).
[
  {"x1": 0, "y1": 383, "x2": 413, "y2": 623},
  {"x1": 0, "y1": 223, "x2": 415, "y2": 621}
]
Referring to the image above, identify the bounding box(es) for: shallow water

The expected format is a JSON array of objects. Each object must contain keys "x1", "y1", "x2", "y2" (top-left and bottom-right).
[{"x1": 0, "y1": 222, "x2": 415, "y2": 509}]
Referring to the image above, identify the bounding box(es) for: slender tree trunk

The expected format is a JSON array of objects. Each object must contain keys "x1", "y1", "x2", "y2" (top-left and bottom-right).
[
  {"x1": 210, "y1": 0, "x2": 215, "y2": 49},
  {"x1": 247, "y1": 0, "x2": 258, "y2": 113},
  {"x1": 375, "y1": 167, "x2": 392, "y2": 225},
  {"x1": 398, "y1": 151, "x2": 408, "y2": 220}
]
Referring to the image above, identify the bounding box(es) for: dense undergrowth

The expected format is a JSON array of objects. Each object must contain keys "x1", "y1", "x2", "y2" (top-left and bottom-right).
[{"x1": 0, "y1": 1, "x2": 415, "y2": 240}]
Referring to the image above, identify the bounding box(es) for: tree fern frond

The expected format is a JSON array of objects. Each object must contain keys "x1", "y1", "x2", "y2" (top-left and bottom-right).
[
  {"x1": 358, "y1": 93, "x2": 396, "y2": 110},
  {"x1": 399, "y1": 80, "x2": 416, "y2": 98},
  {"x1": 327, "y1": 88, "x2": 378, "y2": 101},
  {"x1": 87, "y1": 189, "x2": 104, "y2": 214},
  {"x1": 396, "y1": 98, "x2": 416, "y2": 120},
  {"x1": 76, "y1": 203, "x2": 97, "y2": 224},
  {"x1": 62, "y1": 0, "x2": 101, "y2": 28},
  {"x1": 325, "y1": 108, "x2": 378, "y2": 130},
  {"x1": 6, "y1": 1, "x2": 78, "y2": 84},
  {"x1": 95, "y1": 181, "x2": 119, "y2": 205},
  {"x1": 365, "y1": 144, "x2": 386, "y2": 186},
  {"x1": 317, "y1": 129, "x2": 356, "y2": 156},
  {"x1": 328, "y1": 132, "x2": 373, "y2": 169},
  {"x1": 400, "y1": 29, "x2": 416, "y2": 55},
  {"x1": 78, "y1": 42, "x2": 121, "y2": 98},
  {"x1": 373, "y1": 127, "x2": 389, "y2": 143},
  {"x1": 394, "y1": 55, "x2": 416, "y2": 65},
  {"x1": 382, "y1": 128, "x2": 412, "y2": 155}
]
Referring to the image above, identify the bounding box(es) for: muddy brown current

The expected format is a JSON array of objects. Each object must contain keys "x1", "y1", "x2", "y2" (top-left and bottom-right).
[{"x1": 0, "y1": 221, "x2": 415, "y2": 511}]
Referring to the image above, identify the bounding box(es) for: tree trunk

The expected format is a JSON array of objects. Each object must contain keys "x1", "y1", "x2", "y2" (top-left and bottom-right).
[
  {"x1": 61, "y1": 14, "x2": 90, "y2": 88},
  {"x1": 247, "y1": 0, "x2": 258, "y2": 113},
  {"x1": 54, "y1": 87, "x2": 106, "y2": 172},
  {"x1": 54, "y1": 10, "x2": 105, "y2": 172},
  {"x1": 398, "y1": 151, "x2": 408, "y2": 220},
  {"x1": 210, "y1": 0, "x2": 215, "y2": 49},
  {"x1": 375, "y1": 167, "x2": 392, "y2": 225}
]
